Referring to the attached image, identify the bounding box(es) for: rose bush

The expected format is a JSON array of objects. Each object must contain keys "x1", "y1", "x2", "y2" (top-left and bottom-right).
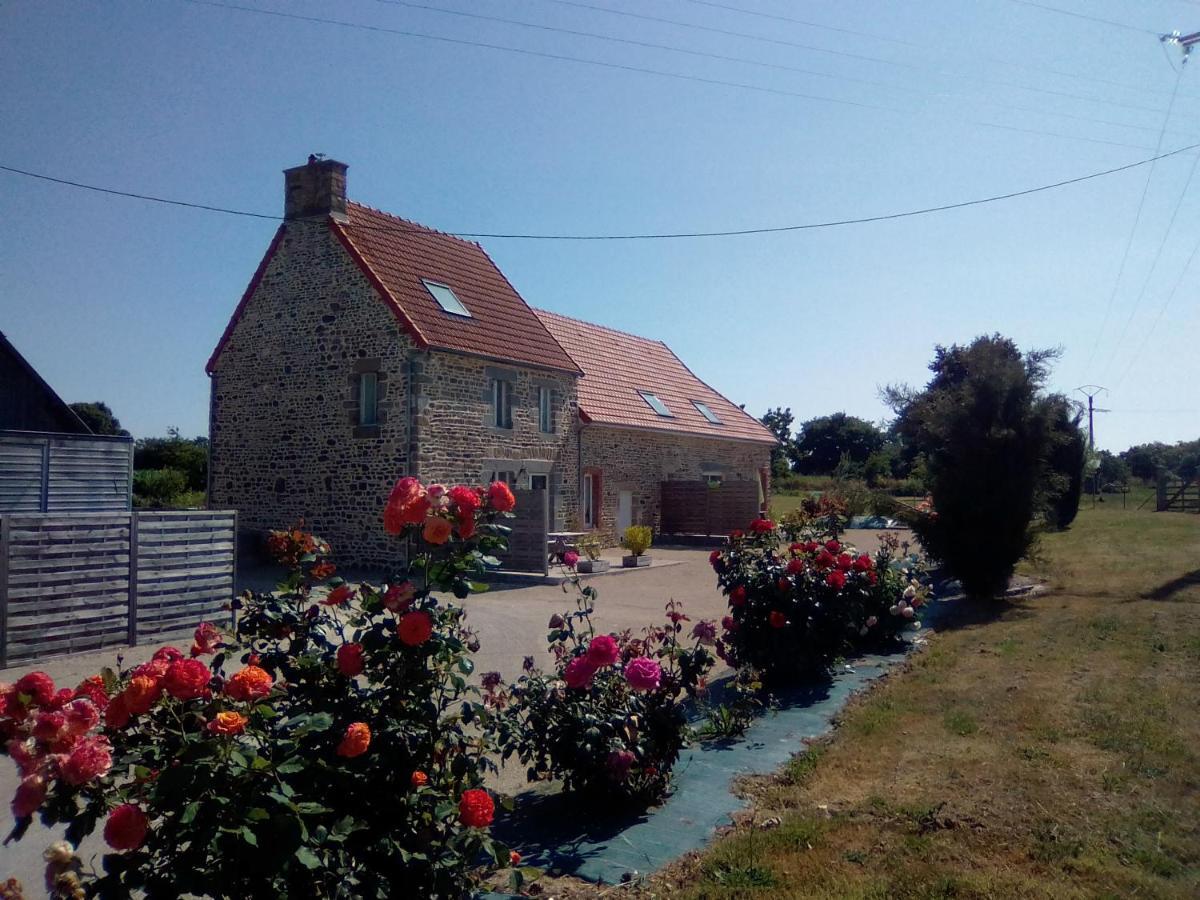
[
  {"x1": 711, "y1": 519, "x2": 930, "y2": 681},
  {"x1": 1, "y1": 479, "x2": 520, "y2": 899},
  {"x1": 487, "y1": 582, "x2": 716, "y2": 808}
]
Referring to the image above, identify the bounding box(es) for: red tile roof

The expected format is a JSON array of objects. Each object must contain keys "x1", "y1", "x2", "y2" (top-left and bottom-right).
[
  {"x1": 334, "y1": 204, "x2": 580, "y2": 374},
  {"x1": 533, "y1": 310, "x2": 777, "y2": 445}
]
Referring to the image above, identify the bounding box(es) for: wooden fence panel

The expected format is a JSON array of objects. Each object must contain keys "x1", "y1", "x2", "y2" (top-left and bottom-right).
[
  {"x1": 506, "y1": 489, "x2": 549, "y2": 574},
  {"x1": 2, "y1": 515, "x2": 132, "y2": 665},
  {"x1": 660, "y1": 480, "x2": 761, "y2": 536},
  {"x1": 0, "y1": 432, "x2": 132, "y2": 515},
  {"x1": 0, "y1": 511, "x2": 236, "y2": 666},
  {"x1": 0, "y1": 437, "x2": 46, "y2": 513},
  {"x1": 135, "y1": 511, "x2": 236, "y2": 638}
]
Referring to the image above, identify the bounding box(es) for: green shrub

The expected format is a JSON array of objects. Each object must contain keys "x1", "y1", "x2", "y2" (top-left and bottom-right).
[
  {"x1": 133, "y1": 468, "x2": 188, "y2": 506},
  {"x1": 1044, "y1": 397, "x2": 1085, "y2": 530},
  {"x1": 621, "y1": 525, "x2": 653, "y2": 557},
  {"x1": 888, "y1": 335, "x2": 1060, "y2": 599}
]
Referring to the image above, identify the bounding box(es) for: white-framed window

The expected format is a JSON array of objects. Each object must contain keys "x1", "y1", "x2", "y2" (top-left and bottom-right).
[
  {"x1": 488, "y1": 469, "x2": 517, "y2": 487},
  {"x1": 358, "y1": 372, "x2": 378, "y2": 426},
  {"x1": 493, "y1": 379, "x2": 513, "y2": 429},
  {"x1": 583, "y1": 473, "x2": 598, "y2": 527},
  {"x1": 703, "y1": 470, "x2": 724, "y2": 487},
  {"x1": 538, "y1": 386, "x2": 553, "y2": 433},
  {"x1": 421, "y1": 279, "x2": 472, "y2": 317},
  {"x1": 637, "y1": 390, "x2": 673, "y2": 417}
]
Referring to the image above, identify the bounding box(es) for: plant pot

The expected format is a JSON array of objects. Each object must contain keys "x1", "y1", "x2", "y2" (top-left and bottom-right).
[
  {"x1": 621, "y1": 555, "x2": 651, "y2": 568},
  {"x1": 577, "y1": 559, "x2": 610, "y2": 574}
]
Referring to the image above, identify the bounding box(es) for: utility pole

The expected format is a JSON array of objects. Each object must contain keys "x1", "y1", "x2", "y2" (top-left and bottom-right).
[
  {"x1": 1161, "y1": 30, "x2": 1200, "y2": 63},
  {"x1": 1076, "y1": 385, "x2": 1110, "y2": 504}
]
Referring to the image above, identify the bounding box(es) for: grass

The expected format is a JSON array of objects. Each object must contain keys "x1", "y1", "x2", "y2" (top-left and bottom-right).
[{"x1": 633, "y1": 500, "x2": 1200, "y2": 899}]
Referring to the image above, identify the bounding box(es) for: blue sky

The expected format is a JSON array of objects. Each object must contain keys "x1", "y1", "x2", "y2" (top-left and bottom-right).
[{"x1": 2, "y1": 0, "x2": 1198, "y2": 451}]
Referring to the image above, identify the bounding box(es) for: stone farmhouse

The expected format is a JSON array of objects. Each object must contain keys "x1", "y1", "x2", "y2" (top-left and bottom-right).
[{"x1": 207, "y1": 157, "x2": 775, "y2": 564}]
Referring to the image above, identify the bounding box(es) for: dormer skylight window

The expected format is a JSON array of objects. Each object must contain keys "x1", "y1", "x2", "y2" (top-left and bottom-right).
[
  {"x1": 637, "y1": 390, "x2": 673, "y2": 417},
  {"x1": 421, "y1": 279, "x2": 472, "y2": 317},
  {"x1": 692, "y1": 401, "x2": 722, "y2": 424}
]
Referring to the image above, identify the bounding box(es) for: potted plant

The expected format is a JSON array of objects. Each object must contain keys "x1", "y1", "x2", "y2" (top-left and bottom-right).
[
  {"x1": 621, "y1": 525, "x2": 653, "y2": 568},
  {"x1": 575, "y1": 533, "x2": 609, "y2": 574}
]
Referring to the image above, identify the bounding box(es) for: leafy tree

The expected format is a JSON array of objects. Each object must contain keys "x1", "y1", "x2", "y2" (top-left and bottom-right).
[
  {"x1": 69, "y1": 401, "x2": 129, "y2": 436},
  {"x1": 1043, "y1": 397, "x2": 1085, "y2": 529},
  {"x1": 1121, "y1": 439, "x2": 1200, "y2": 481},
  {"x1": 1095, "y1": 450, "x2": 1130, "y2": 489},
  {"x1": 760, "y1": 407, "x2": 795, "y2": 477},
  {"x1": 135, "y1": 430, "x2": 208, "y2": 492},
  {"x1": 887, "y1": 335, "x2": 1059, "y2": 599},
  {"x1": 790, "y1": 413, "x2": 884, "y2": 475}
]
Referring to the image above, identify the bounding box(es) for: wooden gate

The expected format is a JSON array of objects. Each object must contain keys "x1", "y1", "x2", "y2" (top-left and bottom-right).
[{"x1": 660, "y1": 480, "x2": 760, "y2": 537}]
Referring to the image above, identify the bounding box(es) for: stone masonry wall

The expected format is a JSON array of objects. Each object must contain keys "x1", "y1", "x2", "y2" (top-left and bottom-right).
[
  {"x1": 580, "y1": 426, "x2": 771, "y2": 540},
  {"x1": 209, "y1": 222, "x2": 415, "y2": 565},
  {"x1": 210, "y1": 221, "x2": 580, "y2": 565}
]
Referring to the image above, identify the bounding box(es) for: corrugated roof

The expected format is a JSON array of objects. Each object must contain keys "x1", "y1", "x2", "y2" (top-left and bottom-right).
[
  {"x1": 533, "y1": 310, "x2": 777, "y2": 444},
  {"x1": 333, "y1": 204, "x2": 580, "y2": 374}
]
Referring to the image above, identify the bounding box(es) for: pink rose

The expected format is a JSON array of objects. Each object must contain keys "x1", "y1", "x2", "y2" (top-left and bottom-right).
[
  {"x1": 562, "y1": 550, "x2": 580, "y2": 568},
  {"x1": 585, "y1": 634, "x2": 620, "y2": 667},
  {"x1": 563, "y1": 656, "x2": 597, "y2": 690},
  {"x1": 624, "y1": 657, "x2": 662, "y2": 692},
  {"x1": 59, "y1": 735, "x2": 113, "y2": 786},
  {"x1": 607, "y1": 749, "x2": 636, "y2": 781},
  {"x1": 11, "y1": 774, "x2": 46, "y2": 819}
]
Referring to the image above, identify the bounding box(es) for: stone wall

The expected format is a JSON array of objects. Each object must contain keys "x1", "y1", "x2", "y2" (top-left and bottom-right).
[
  {"x1": 209, "y1": 221, "x2": 580, "y2": 566},
  {"x1": 580, "y1": 426, "x2": 771, "y2": 540}
]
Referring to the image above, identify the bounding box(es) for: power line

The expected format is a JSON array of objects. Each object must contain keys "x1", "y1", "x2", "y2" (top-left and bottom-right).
[
  {"x1": 4, "y1": 142, "x2": 1199, "y2": 240},
  {"x1": 672, "y1": 0, "x2": 923, "y2": 48},
  {"x1": 180, "y1": 0, "x2": 1163, "y2": 152},
  {"x1": 1004, "y1": 0, "x2": 1162, "y2": 36},
  {"x1": 1081, "y1": 65, "x2": 1187, "y2": 374},
  {"x1": 365, "y1": 0, "x2": 1193, "y2": 139},
  {"x1": 537, "y1": 0, "x2": 1192, "y2": 108}
]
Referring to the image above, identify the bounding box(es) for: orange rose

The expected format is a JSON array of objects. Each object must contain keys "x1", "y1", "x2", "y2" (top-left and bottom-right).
[
  {"x1": 410, "y1": 770, "x2": 428, "y2": 788},
  {"x1": 320, "y1": 584, "x2": 355, "y2": 606},
  {"x1": 487, "y1": 481, "x2": 516, "y2": 513},
  {"x1": 206, "y1": 711, "x2": 249, "y2": 736},
  {"x1": 510, "y1": 850, "x2": 521, "y2": 866},
  {"x1": 422, "y1": 516, "x2": 452, "y2": 545},
  {"x1": 336, "y1": 722, "x2": 371, "y2": 758},
  {"x1": 225, "y1": 666, "x2": 274, "y2": 702},
  {"x1": 123, "y1": 676, "x2": 162, "y2": 715},
  {"x1": 383, "y1": 477, "x2": 431, "y2": 534}
]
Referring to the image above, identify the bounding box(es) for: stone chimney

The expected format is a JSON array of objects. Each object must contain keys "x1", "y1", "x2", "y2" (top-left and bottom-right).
[{"x1": 283, "y1": 155, "x2": 348, "y2": 222}]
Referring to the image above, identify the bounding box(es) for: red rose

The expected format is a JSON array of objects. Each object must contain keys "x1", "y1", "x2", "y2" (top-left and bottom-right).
[
  {"x1": 709, "y1": 549, "x2": 721, "y2": 568},
  {"x1": 74, "y1": 676, "x2": 109, "y2": 711},
  {"x1": 321, "y1": 584, "x2": 355, "y2": 606},
  {"x1": 336, "y1": 643, "x2": 365, "y2": 677},
  {"x1": 728, "y1": 529, "x2": 743, "y2": 539},
  {"x1": 826, "y1": 570, "x2": 847, "y2": 590},
  {"x1": 15, "y1": 672, "x2": 55, "y2": 707},
  {"x1": 748, "y1": 518, "x2": 775, "y2": 534},
  {"x1": 867, "y1": 571, "x2": 879, "y2": 586},
  {"x1": 769, "y1": 611, "x2": 787, "y2": 628},
  {"x1": 104, "y1": 694, "x2": 131, "y2": 730},
  {"x1": 225, "y1": 666, "x2": 274, "y2": 702},
  {"x1": 562, "y1": 550, "x2": 580, "y2": 568},
  {"x1": 32, "y1": 710, "x2": 68, "y2": 744},
  {"x1": 825, "y1": 540, "x2": 841, "y2": 553},
  {"x1": 410, "y1": 770, "x2": 429, "y2": 788},
  {"x1": 786, "y1": 557, "x2": 805, "y2": 575},
  {"x1": 729, "y1": 585, "x2": 747, "y2": 607},
  {"x1": 397, "y1": 611, "x2": 433, "y2": 646},
  {"x1": 455, "y1": 510, "x2": 476, "y2": 540},
  {"x1": 11, "y1": 775, "x2": 46, "y2": 819},
  {"x1": 104, "y1": 804, "x2": 148, "y2": 851},
  {"x1": 788, "y1": 542, "x2": 803, "y2": 553},
  {"x1": 563, "y1": 656, "x2": 597, "y2": 689},
  {"x1": 488, "y1": 481, "x2": 516, "y2": 513},
  {"x1": 853, "y1": 554, "x2": 874, "y2": 572},
  {"x1": 152, "y1": 646, "x2": 184, "y2": 664},
  {"x1": 122, "y1": 676, "x2": 162, "y2": 715},
  {"x1": 814, "y1": 549, "x2": 834, "y2": 570},
  {"x1": 776, "y1": 577, "x2": 791, "y2": 592},
  {"x1": 448, "y1": 484, "x2": 481, "y2": 513},
  {"x1": 585, "y1": 634, "x2": 620, "y2": 667},
  {"x1": 59, "y1": 735, "x2": 113, "y2": 786},
  {"x1": 163, "y1": 659, "x2": 211, "y2": 701},
  {"x1": 458, "y1": 788, "x2": 495, "y2": 828},
  {"x1": 384, "y1": 476, "x2": 431, "y2": 534},
  {"x1": 803, "y1": 541, "x2": 819, "y2": 554},
  {"x1": 836, "y1": 553, "x2": 854, "y2": 571},
  {"x1": 336, "y1": 722, "x2": 371, "y2": 758},
  {"x1": 721, "y1": 614, "x2": 737, "y2": 632},
  {"x1": 63, "y1": 700, "x2": 100, "y2": 736}
]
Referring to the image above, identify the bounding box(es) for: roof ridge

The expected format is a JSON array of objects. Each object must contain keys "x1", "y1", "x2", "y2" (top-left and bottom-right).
[
  {"x1": 346, "y1": 200, "x2": 483, "y2": 249},
  {"x1": 532, "y1": 307, "x2": 668, "y2": 346}
]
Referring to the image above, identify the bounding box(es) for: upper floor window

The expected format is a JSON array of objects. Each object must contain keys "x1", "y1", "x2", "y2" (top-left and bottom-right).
[
  {"x1": 493, "y1": 379, "x2": 513, "y2": 429},
  {"x1": 692, "y1": 400, "x2": 722, "y2": 424},
  {"x1": 421, "y1": 279, "x2": 472, "y2": 317},
  {"x1": 358, "y1": 372, "x2": 378, "y2": 426},
  {"x1": 637, "y1": 390, "x2": 673, "y2": 417},
  {"x1": 538, "y1": 386, "x2": 553, "y2": 433}
]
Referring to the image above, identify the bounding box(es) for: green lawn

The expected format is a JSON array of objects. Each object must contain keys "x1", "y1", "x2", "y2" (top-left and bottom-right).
[{"x1": 642, "y1": 500, "x2": 1200, "y2": 898}]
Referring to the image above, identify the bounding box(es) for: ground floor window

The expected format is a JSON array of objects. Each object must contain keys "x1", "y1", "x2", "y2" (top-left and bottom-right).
[
  {"x1": 488, "y1": 469, "x2": 517, "y2": 488},
  {"x1": 583, "y1": 472, "x2": 599, "y2": 528},
  {"x1": 703, "y1": 470, "x2": 724, "y2": 487},
  {"x1": 530, "y1": 473, "x2": 548, "y2": 491}
]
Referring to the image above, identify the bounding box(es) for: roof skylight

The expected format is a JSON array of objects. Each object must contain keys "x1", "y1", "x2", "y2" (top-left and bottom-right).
[
  {"x1": 692, "y1": 400, "x2": 722, "y2": 424},
  {"x1": 421, "y1": 279, "x2": 472, "y2": 317},
  {"x1": 637, "y1": 390, "x2": 673, "y2": 417}
]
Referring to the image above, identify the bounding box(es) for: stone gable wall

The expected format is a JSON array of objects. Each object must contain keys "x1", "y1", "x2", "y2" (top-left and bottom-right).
[
  {"x1": 209, "y1": 221, "x2": 580, "y2": 565},
  {"x1": 580, "y1": 426, "x2": 771, "y2": 540}
]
